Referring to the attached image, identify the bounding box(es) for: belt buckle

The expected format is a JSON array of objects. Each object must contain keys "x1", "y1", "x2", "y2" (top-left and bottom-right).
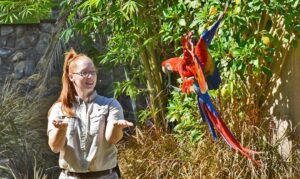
[{"x1": 108, "y1": 168, "x2": 113, "y2": 174}]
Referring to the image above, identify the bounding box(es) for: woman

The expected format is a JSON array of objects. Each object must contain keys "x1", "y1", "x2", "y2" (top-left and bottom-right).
[{"x1": 47, "y1": 48, "x2": 133, "y2": 179}]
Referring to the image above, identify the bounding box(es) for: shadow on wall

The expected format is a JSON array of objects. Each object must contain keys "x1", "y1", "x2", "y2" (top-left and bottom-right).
[{"x1": 267, "y1": 40, "x2": 300, "y2": 158}]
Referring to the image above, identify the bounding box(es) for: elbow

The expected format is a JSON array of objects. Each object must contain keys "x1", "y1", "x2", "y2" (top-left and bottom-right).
[
  {"x1": 48, "y1": 141, "x2": 62, "y2": 153},
  {"x1": 106, "y1": 138, "x2": 119, "y2": 145},
  {"x1": 50, "y1": 146, "x2": 60, "y2": 153},
  {"x1": 106, "y1": 133, "x2": 123, "y2": 144}
]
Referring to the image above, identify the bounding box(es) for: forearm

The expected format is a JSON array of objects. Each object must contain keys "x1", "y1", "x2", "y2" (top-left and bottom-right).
[
  {"x1": 105, "y1": 120, "x2": 123, "y2": 144},
  {"x1": 48, "y1": 128, "x2": 67, "y2": 153}
]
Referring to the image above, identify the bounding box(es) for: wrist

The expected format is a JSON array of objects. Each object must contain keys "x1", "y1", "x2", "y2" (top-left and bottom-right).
[{"x1": 57, "y1": 127, "x2": 67, "y2": 132}]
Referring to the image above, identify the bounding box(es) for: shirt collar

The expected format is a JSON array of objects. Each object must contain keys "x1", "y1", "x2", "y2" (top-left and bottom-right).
[{"x1": 75, "y1": 90, "x2": 98, "y2": 104}]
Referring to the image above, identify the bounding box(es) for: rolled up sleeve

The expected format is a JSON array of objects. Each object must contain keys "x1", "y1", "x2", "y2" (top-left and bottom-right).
[
  {"x1": 107, "y1": 99, "x2": 124, "y2": 121},
  {"x1": 47, "y1": 103, "x2": 62, "y2": 135}
]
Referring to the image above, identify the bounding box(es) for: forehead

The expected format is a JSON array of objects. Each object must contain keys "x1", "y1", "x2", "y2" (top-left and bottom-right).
[{"x1": 71, "y1": 56, "x2": 95, "y2": 71}]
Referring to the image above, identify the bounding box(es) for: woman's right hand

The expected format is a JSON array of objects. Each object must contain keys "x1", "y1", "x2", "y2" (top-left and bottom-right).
[
  {"x1": 52, "y1": 118, "x2": 68, "y2": 131},
  {"x1": 48, "y1": 118, "x2": 68, "y2": 153}
]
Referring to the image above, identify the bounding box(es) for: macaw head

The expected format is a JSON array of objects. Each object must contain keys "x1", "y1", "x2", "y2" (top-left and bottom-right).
[{"x1": 161, "y1": 57, "x2": 182, "y2": 74}]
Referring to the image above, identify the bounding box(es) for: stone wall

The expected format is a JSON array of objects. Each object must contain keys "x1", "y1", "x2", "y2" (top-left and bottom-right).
[
  {"x1": 268, "y1": 40, "x2": 300, "y2": 158},
  {"x1": 0, "y1": 23, "x2": 54, "y2": 91}
]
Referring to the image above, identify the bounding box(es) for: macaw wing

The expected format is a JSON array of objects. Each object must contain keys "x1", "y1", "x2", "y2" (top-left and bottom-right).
[
  {"x1": 194, "y1": 4, "x2": 227, "y2": 89},
  {"x1": 206, "y1": 64, "x2": 221, "y2": 90},
  {"x1": 198, "y1": 91, "x2": 261, "y2": 165},
  {"x1": 181, "y1": 33, "x2": 208, "y2": 94}
]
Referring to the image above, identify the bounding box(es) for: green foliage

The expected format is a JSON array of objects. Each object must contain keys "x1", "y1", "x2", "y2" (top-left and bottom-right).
[
  {"x1": 114, "y1": 79, "x2": 142, "y2": 100},
  {"x1": 57, "y1": 0, "x2": 300, "y2": 133},
  {"x1": 159, "y1": 0, "x2": 300, "y2": 142},
  {"x1": 167, "y1": 90, "x2": 204, "y2": 143},
  {"x1": 0, "y1": 0, "x2": 54, "y2": 24}
]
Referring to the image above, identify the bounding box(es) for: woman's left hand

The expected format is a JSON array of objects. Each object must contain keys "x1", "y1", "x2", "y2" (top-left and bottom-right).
[{"x1": 112, "y1": 119, "x2": 134, "y2": 129}]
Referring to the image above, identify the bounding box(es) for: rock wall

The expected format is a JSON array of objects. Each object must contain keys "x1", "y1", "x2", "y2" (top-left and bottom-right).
[
  {"x1": 0, "y1": 23, "x2": 53, "y2": 90},
  {"x1": 0, "y1": 23, "x2": 136, "y2": 122}
]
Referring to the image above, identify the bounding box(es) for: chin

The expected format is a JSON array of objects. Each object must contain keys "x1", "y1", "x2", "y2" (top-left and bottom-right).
[{"x1": 85, "y1": 85, "x2": 96, "y2": 90}]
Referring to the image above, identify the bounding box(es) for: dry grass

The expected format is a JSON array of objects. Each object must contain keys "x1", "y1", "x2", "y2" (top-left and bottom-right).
[
  {"x1": 0, "y1": 91, "x2": 59, "y2": 178},
  {"x1": 118, "y1": 125, "x2": 300, "y2": 178},
  {"x1": 1, "y1": 78, "x2": 299, "y2": 178},
  {"x1": 1, "y1": 88, "x2": 299, "y2": 179}
]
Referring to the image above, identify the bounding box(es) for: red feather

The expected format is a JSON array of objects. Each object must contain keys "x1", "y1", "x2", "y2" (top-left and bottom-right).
[{"x1": 203, "y1": 105, "x2": 261, "y2": 166}]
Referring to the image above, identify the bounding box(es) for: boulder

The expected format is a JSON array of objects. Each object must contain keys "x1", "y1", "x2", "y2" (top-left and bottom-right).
[
  {"x1": 6, "y1": 35, "x2": 16, "y2": 48},
  {"x1": 40, "y1": 23, "x2": 54, "y2": 34},
  {"x1": 0, "y1": 48, "x2": 14, "y2": 58},
  {"x1": 12, "y1": 52, "x2": 25, "y2": 62},
  {"x1": 0, "y1": 36, "x2": 7, "y2": 47},
  {"x1": 16, "y1": 26, "x2": 25, "y2": 38},
  {"x1": 25, "y1": 33, "x2": 39, "y2": 46},
  {"x1": 35, "y1": 32, "x2": 50, "y2": 55},
  {"x1": 24, "y1": 60, "x2": 36, "y2": 76},
  {"x1": 16, "y1": 37, "x2": 27, "y2": 50},
  {"x1": 1, "y1": 26, "x2": 14, "y2": 36},
  {"x1": 14, "y1": 61, "x2": 26, "y2": 79}
]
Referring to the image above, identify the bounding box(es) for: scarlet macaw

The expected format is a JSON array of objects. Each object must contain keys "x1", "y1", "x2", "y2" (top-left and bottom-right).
[{"x1": 162, "y1": 3, "x2": 261, "y2": 165}]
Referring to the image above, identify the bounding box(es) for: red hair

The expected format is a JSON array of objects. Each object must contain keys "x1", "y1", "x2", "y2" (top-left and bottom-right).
[{"x1": 48, "y1": 48, "x2": 87, "y2": 117}]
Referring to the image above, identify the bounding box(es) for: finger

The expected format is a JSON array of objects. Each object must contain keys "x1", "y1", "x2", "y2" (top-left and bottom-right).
[
  {"x1": 52, "y1": 119, "x2": 68, "y2": 128},
  {"x1": 116, "y1": 121, "x2": 134, "y2": 127},
  {"x1": 126, "y1": 122, "x2": 134, "y2": 127}
]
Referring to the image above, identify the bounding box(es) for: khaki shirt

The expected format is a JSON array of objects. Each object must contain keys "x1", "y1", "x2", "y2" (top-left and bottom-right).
[{"x1": 47, "y1": 91, "x2": 124, "y2": 172}]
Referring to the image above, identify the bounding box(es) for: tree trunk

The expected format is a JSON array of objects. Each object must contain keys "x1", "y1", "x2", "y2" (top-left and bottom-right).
[
  {"x1": 139, "y1": 43, "x2": 168, "y2": 133},
  {"x1": 37, "y1": 0, "x2": 76, "y2": 88}
]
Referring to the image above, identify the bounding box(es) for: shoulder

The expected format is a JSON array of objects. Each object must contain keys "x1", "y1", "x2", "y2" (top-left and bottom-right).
[
  {"x1": 49, "y1": 102, "x2": 62, "y2": 115},
  {"x1": 94, "y1": 95, "x2": 122, "y2": 110}
]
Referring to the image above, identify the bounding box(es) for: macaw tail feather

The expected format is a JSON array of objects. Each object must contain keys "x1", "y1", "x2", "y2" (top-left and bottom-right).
[
  {"x1": 203, "y1": 105, "x2": 261, "y2": 165},
  {"x1": 199, "y1": 92, "x2": 261, "y2": 165},
  {"x1": 197, "y1": 96, "x2": 217, "y2": 140}
]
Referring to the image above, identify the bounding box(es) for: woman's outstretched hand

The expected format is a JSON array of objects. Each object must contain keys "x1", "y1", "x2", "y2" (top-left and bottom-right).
[
  {"x1": 52, "y1": 118, "x2": 68, "y2": 131},
  {"x1": 112, "y1": 119, "x2": 134, "y2": 129}
]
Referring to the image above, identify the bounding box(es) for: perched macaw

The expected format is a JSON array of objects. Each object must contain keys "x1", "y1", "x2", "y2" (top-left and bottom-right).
[{"x1": 162, "y1": 3, "x2": 261, "y2": 165}]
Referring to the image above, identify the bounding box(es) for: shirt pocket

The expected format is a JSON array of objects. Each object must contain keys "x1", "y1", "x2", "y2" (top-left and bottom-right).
[
  {"x1": 65, "y1": 117, "x2": 76, "y2": 136},
  {"x1": 89, "y1": 107, "x2": 108, "y2": 135}
]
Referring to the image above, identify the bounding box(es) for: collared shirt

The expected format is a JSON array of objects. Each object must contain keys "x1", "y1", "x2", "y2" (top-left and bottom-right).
[{"x1": 47, "y1": 91, "x2": 124, "y2": 172}]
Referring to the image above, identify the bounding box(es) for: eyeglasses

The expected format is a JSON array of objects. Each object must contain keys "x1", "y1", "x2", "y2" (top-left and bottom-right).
[{"x1": 72, "y1": 71, "x2": 97, "y2": 78}]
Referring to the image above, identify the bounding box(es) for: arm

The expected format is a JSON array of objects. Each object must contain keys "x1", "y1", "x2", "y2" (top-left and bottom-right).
[
  {"x1": 48, "y1": 123, "x2": 67, "y2": 153},
  {"x1": 105, "y1": 119, "x2": 133, "y2": 144},
  {"x1": 47, "y1": 103, "x2": 68, "y2": 153},
  {"x1": 48, "y1": 122, "x2": 67, "y2": 153},
  {"x1": 105, "y1": 100, "x2": 133, "y2": 144}
]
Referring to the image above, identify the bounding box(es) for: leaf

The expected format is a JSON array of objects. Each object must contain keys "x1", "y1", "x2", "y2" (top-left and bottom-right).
[
  {"x1": 252, "y1": 59, "x2": 259, "y2": 68},
  {"x1": 293, "y1": 0, "x2": 299, "y2": 8},
  {"x1": 232, "y1": 49, "x2": 242, "y2": 57},
  {"x1": 261, "y1": 66, "x2": 272, "y2": 77},
  {"x1": 178, "y1": 18, "x2": 186, "y2": 26}
]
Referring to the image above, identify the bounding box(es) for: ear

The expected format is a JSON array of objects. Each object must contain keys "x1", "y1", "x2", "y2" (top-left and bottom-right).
[{"x1": 69, "y1": 74, "x2": 74, "y2": 82}]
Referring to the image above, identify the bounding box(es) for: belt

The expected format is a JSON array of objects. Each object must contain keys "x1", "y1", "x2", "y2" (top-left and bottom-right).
[{"x1": 62, "y1": 166, "x2": 117, "y2": 178}]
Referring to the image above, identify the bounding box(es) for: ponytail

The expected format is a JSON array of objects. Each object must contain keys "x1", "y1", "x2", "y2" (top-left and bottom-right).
[{"x1": 48, "y1": 48, "x2": 84, "y2": 117}]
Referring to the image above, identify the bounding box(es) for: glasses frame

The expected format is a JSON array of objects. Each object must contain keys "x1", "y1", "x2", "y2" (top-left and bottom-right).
[{"x1": 72, "y1": 71, "x2": 97, "y2": 78}]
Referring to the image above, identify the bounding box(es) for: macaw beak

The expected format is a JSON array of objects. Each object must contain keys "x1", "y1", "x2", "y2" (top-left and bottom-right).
[{"x1": 162, "y1": 66, "x2": 167, "y2": 74}]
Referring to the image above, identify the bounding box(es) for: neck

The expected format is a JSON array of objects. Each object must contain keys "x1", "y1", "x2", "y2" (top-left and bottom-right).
[{"x1": 76, "y1": 90, "x2": 93, "y2": 102}]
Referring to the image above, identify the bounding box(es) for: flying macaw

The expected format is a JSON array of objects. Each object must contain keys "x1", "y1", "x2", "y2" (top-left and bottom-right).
[{"x1": 162, "y1": 3, "x2": 261, "y2": 165}]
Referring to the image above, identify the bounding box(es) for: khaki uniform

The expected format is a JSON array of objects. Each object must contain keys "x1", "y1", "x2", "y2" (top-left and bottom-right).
[{"x1": 48, "y1": 91, "x2": 124, "y2": 176}]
